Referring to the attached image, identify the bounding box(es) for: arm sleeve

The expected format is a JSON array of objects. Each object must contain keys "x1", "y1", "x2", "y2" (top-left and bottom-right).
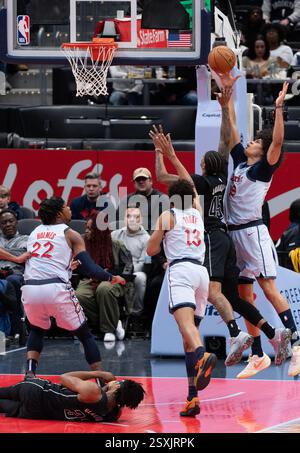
[
  {"x1": 75, "y1": 251, "x2": 112, "y2": 282},
  {"x1": 231, "y1": 143, "x2": 247, "y2": 168},
  {"x1": 191, "y1": 174, "x2": 209, "y2": 195}
]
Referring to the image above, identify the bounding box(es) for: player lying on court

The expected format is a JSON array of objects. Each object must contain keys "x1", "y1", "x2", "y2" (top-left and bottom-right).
[
  {"x1": 0, "y1": 370, "x2": 145, "y2": 422},
  {"x1": 21, "y1": 197, "x2": 126, "y2": 378},
  {"x1": 219, "y1": 77, "x2": 300, "y2": 377},
  {"x1": 147, "y1": 178, "x2": 217, "y2": 417},
  {"x1": 150, "y1": 124, "x2": 291, "y2": 375}
]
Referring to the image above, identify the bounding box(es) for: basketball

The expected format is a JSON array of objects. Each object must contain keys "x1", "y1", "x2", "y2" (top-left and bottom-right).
[{"x1": 208, "y1": 46, "x2": 236, "y2": 74}]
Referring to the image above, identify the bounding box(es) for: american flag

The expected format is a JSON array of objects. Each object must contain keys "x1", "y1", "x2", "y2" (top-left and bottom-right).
[{"x1": 168, "y1": 32, "x2": 192, "y2": 48}]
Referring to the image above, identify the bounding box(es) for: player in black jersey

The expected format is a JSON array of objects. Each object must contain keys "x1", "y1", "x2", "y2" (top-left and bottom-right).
[
  {"x1": 0, "y1": 370, "x2": 144, "y2": 421},
  {"x1": 150, "y1": 123, "x2": 290, "y2": 372}
]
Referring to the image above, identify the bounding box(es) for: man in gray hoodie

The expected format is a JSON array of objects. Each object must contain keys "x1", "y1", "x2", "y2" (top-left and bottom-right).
[{"x1": 111, "y1": 207, "x2": 149, "y2": 319}]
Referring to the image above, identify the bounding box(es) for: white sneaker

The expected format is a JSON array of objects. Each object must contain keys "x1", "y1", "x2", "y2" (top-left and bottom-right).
[
  {"x1": 103, "y1": 332, "x2": 116, "y2": 342},
  {"x1": 236, "y1": 353, "x2": 271, "y2": 379},
  {"x1": 115, "y1": 320, "x2": 125, "y2": 341},
  {"x1": 269, "y1": 327, "x2": 291, "y2": 365},
  {"x1": 225, "y1": 331, "x2": 254, "y2": 366},
  {"x1": 288, "y1": 345, "x2": 300, "y2": 376}
]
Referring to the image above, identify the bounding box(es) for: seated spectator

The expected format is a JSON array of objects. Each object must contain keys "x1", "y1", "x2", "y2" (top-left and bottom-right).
[
  {"x1": 292, "y1": 50, "x2": 300, "y2": 65},
  {"x1": 109, "y1": 66, "x2": 144, "y2": 106},
  {"x1": 0, "y1": 209, "x2": 28, "y2": 342},
  {"x1": 276, "y1": 199, "x2": 300, "y2": 270},
  {"x1": 111, "y1": 207, "x2": 149, "y2": 325},
  {"x1": 117, "y1": 167, "x2": 169, "y2": 233},
  {"x1": 0, "y1": 186, "x2": 23, "y2": 220},
  {"x1": 76, "y1": 213, "x2": 134, "y2": 342},
  {"x1": 262, "y1": 23, "x2": 294, "y2": 68},
  {"x1": 0, "y1": 279, "x2": 17, "y2": 341},
  {"x1": 242, "y1": 36, "x2": 277, "y2": 78},
  {"x1": 241, "y1": 7, "x2": 266, "y2": 48},
  {"x1": 262, "y1": 0, "x2": 300, "y2": 38},
  {"x1": 70, "y1": 172, "x2": 104, "y2": 220}
]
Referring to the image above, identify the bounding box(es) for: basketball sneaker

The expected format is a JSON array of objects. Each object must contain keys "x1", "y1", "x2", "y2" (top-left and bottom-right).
[
  {"x1": 225, "y1": 332, "x2": 254, "y2": 366},
  {"x1": 236, "y1": 353, "x2": 271, "y2": 379},
  {"x1": 24, "y1": 370, "x2": 36, "y2": 380},
  {"x1": 288, "y1": 346, "x2": 300, "y2": 377},
  {"x1": 269, "y1": 327, "x2": 291, "y2": 365},
  {"x1": 180, "y1": 397, "x2": 200, "y2": 417},
  {"x1": 115, "y1": 320, "x2": 125, "y2": 341},
  {"x1": 194, "y1": 352, "x2": 217, "y2": 391}
]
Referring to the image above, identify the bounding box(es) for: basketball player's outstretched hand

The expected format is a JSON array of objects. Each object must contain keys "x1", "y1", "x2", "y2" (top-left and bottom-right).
[
  {"x1": 149, "y1": 124, "x2": 175, "y2": 159},
  {"x1": 111, "y1": 275, "x2": 126, "y2": 285},
  {"x1": 218, "y1": 72, "x2": 241, "y2": 89},
  {"x1": 216, "y1": 87, "x2": 233, "y2": 108},
  {"x1": 275, "y1": 81, "x2": 289, "y2": 107},
  {"x1": 15, "y1": 251, "x2": 31, "y2": 263}
]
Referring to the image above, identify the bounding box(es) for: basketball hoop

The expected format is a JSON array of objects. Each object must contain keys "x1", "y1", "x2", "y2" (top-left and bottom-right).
[{"x1": 61, "y1": 38, "x2": 118, "y2": 97}]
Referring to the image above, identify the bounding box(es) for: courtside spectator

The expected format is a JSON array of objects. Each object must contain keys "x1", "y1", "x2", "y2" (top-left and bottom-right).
[{"x1": 70, "y1": 173, "x2": 104, "y2": 220}]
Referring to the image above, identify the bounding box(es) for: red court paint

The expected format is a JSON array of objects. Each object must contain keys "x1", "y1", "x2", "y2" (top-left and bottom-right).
[{"x1": 0, "y1": 375, "x2": 299, "y2": 433}]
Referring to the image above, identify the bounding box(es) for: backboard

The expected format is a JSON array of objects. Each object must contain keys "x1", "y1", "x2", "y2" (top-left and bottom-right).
[{"x1": 0, "y1": 0, "x2": 210, "y2": 65}]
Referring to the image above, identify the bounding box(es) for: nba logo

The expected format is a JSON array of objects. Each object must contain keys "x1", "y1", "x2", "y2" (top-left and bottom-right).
[{"x1": 17, "y1": 15, "x2": 30, "y2": 45}]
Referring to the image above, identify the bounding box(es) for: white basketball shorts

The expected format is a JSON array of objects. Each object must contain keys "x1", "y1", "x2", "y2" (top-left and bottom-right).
[
  {"x1": 229, "y1": 223, "x2": 278, "y2": 281},
  {"x1": 21, "y1": 282, "x2": 86, "y2": 331},
  {"x1": 167, "y1": 261, "x2": 209, "y2": 318}
]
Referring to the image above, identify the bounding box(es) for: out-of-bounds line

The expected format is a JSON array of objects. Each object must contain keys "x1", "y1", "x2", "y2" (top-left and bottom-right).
[
  {"x1": 256, "y1": 417, "x2": 300, "y2": 433},
  {"x1": 102, "y1": 422, "x2": 129, "y2": 427},
  {"x1": 0, "y1": 347, "x2": 26, "y2": 355},
  {"x1": 141, "y1": 392, "x2": 245, "y2": 406}
]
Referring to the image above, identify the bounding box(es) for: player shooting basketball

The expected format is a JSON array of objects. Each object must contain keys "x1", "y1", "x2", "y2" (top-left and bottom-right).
[
  {"x1": 151, "y1": 122, "x2": 291, "y2": 377},
  {"x1": 219, "y1": 76, "x2": 300, "y2": 378}
]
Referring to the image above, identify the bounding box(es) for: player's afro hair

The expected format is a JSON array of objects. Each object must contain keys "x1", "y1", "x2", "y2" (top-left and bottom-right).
[
  {"x1": 38, "y1": 197, "x2": 65, "y2": 225},
  {"x1": 115, "y1": 380, "x2": 145, "y2": 409}
]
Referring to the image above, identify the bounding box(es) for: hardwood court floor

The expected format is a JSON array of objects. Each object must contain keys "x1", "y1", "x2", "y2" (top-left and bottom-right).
[{"x1": 0, "y1": 339, "x2": 299, "y2": 433}]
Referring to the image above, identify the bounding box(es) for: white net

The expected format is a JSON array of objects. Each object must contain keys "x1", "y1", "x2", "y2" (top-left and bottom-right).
[{"x1": 62, "y1": 44, "x2": 117, "y2": 97}]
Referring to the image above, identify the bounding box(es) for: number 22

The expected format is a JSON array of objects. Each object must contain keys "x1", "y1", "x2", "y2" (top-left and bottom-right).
[{"x1": 31, "y1": 241, "x2": 54, "y2": 258}]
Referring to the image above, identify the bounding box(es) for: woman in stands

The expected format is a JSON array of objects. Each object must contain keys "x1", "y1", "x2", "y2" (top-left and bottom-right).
[
  {"x1": 76, "y1": 212, "x2": 133, "y2": 342},
  {"x1": 243, "y1": 36, "x2": 277, "y2": 78}
]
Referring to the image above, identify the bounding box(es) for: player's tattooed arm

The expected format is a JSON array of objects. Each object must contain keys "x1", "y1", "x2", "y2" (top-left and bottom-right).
[
  {"x1": 217, "y1": 87, "x2": 237, "y2": 160},
  {"x1": 155, "y1": 147, "x2": 178, "y2": 184},
  {"x1": 218, "y1": 73, "x2": 241, "y2": 149},
  {"x1": 150, "y1": 125, "x2": 178, "y2": 185},
  {"x1": 151, "y1": 125, "x2": 192, "y2": 184},
  {"x1": 217, "y1": 90, "x2": 231, "y2": 160}
]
